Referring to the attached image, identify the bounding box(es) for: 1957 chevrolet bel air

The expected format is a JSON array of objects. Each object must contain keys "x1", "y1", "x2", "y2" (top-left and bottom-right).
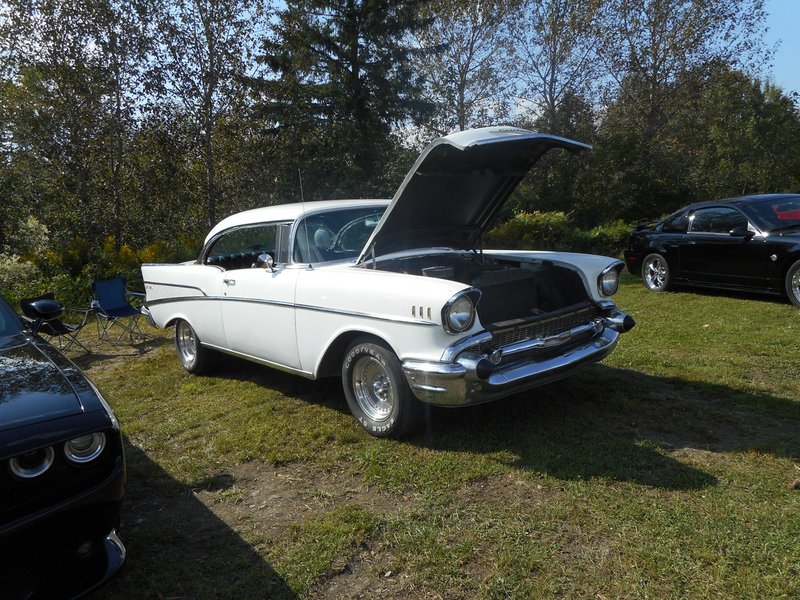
[{"x1": 142, "y1": 127, "x2": 635, "y2": 437}]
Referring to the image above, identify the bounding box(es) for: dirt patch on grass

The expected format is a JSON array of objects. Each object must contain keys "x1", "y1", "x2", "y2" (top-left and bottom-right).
[
  {"x1": 195, "y1": 461, "x2": 409, "y2": 537},
  {"x1": 194, "y1": 461, "x2": 431, "y2": 599}
]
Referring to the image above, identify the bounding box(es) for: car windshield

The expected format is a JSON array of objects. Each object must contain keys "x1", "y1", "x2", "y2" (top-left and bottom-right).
[
  {"x1": 0, "y1": 296, "x2": 24, "y2": 339},
  {"x1": 744, "y1": 197, "x2": 800, "y2": 232},
  {"x1": 294, "y1": 206, "x2": 386, "y2": 263}
]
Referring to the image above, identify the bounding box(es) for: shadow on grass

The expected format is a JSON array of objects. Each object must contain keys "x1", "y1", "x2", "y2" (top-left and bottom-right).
[
  {"x1": 69, "y1": 333, "x2": 172, "y2": 370},
  {"x1": 409, "y1": 363, "x2": 800, "y2": 489},
  {"x1": 90, "y1": 440, "x2": 297, "y2": 600},
  {"x1": 185, "y1": 352, "x2": 799, "y2": 492}
]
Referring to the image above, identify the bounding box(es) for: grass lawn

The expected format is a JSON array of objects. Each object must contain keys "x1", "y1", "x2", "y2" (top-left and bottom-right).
[{"x1": 80, "y1": 274, "x2": 800, "y2": 599}]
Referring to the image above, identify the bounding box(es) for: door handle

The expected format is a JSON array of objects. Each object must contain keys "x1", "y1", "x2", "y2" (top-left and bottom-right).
[{"x1": 223, "y1": 278, "x2": 236, "y2": 286}]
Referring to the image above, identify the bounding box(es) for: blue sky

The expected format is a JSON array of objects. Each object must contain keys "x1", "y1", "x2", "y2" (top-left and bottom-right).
[{"x1": 764, "y1": 0, "x2": 800, "y2": 94}]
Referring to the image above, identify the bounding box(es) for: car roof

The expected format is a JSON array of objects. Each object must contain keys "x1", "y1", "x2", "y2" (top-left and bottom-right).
[
  {"x1": 682, "y1": 193, "x2": 800, "y2": 212},
  {"x1": 205, "y1": 199, "x2": 390, "y2": 244}
]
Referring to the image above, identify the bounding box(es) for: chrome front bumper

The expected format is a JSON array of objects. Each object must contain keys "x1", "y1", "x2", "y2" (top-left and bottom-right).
[{"x1": 402, "y1": 309, "x2": 634, "y2": 407}]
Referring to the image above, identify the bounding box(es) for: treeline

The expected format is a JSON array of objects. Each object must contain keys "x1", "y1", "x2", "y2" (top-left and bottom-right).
[{"x1": 2, "y1": 0, "x2": 800, "y2": 302}]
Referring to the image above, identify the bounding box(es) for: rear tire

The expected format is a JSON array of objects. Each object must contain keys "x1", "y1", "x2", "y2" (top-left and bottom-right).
[
  {"x1": 785, "y1": 259, "x2": 800, "y2": 308},
  {"x1": 641, "y1": 253, "x2": 671, "y2": 292},
  {"x1": 175, "y1": 319, "x2": 213, "y2": 374},
  {"x1": 341, "y1": 338, "x2": 422, "y2": 438}
]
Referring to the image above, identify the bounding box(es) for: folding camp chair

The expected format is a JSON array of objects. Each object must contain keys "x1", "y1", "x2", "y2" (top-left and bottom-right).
[
  {"x1": 19, "y1": 292, "x2": 93, "y2": 353},
  {"x1": 91, "y1": 277, "x2": 146, "y2": 344}
]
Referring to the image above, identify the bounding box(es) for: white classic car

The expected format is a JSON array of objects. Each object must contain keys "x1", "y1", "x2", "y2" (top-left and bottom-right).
[{"x1": 142, "y1": 127, "x2": 635, "y2": 437}]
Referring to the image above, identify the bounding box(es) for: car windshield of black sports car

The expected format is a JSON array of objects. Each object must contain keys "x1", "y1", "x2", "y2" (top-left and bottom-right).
[
  {"x1": 0, "y1": 297, "x2": 24, "y2": 341},
  {"x1": 745, "y1": 197, "x2": 800, "y2": 232}
]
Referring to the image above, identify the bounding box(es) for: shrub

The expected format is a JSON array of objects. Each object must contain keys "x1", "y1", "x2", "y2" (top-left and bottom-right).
[
  {"x1": 485, "y1": 211, "x2": 575, "y2": 250},
  {"x1": 485, "y1": 211, "x2": 630, "y2": 258}
]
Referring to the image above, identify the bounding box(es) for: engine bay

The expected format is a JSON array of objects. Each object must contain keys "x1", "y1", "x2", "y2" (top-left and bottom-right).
[{"x1": 374, "y1": 252, "x2": 591, "y2": 325}]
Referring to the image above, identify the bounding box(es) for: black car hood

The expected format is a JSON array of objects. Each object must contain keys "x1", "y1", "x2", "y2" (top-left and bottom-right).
[
  {"x1": 0, "y1": 334, "x2": 86, "y2": 432},
  {"x1": 356, "y1": 127, "x2": 590, "y2": 262}
]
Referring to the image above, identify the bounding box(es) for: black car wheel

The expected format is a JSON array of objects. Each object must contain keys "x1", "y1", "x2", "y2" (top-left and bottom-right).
[
  {"x1": 342, "y1": 338, "x2": 422, "y2": 438},
  {"x1": 175, "y1": 319, "x2": 213, "y2": 374},
  {"x1": 642, "y1": 253, "x2": 671, "y2": 292},
  {"x1": 785, "y1": 259, "x2": 800, "y2": 308}
]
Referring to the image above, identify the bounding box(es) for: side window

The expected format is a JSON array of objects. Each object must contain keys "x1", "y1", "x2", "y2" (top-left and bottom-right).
[
  {"x1": 689, "y1": 207, "x2": 748, "y2": 234},
  {"x1": 661, "y1": 211, "x2": 688, "y2": 233},
  {"x1": 205, "y1": 224, "x2": 278, "y2": 270}
]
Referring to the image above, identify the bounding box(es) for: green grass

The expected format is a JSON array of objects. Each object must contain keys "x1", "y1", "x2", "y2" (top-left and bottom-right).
[{"x1": 86, "y1": 274, "x2": 800, "y2": 599}]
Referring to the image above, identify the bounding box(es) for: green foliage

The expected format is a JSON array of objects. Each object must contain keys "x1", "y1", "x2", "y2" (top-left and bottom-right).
[
  {"x1": 485, "y1": 211, "x2": 630, "y2": 257},
  {"x1": 249, "y1": 0, "x2": 432, "y2": 200}
]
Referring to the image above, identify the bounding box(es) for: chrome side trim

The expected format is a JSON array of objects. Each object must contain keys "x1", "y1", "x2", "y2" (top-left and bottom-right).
[
  {"x1": 148, "y1": 295, "x2": 438, "y2": 326},
  {"x1": 294, "y1": 302, "x2": 437, "y2": 326},
  {"x1": 143, "y1": 281, "x2": 208, "y2": 295}
]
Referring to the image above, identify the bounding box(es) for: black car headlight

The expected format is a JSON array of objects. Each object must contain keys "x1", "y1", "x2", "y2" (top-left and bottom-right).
[
  {"x1": 64, "y1": 432, "x2": 107, "y2": 464},
  {"x1": 442, "y1": 292, "x2": 477, "y2": 334},
  {"x1": 9, "y1": 447, "x2": 55, "y2": 479},
  {"x1": 598, "y1": 265, "x2": 621, "y2": 296}
]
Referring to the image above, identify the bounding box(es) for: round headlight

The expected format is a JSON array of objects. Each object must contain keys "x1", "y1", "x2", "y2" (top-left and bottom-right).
[
  {"x1": 64, "y1": 432, "x2": 106, "y2": 464},
  {"x1": 599, "y1": 268, "x2": 620, "y2": 296},
  {"x1": 444, "y1": 294, "x2": 475, "y2": 333},
  {"x1": 9, "y1": 446, "x2": 55, "y2": 479}
]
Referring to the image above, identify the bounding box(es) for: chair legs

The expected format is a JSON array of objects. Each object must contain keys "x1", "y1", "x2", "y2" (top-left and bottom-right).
[
  {"x1": 45, "y1": 328, "x2": 92, "y2": 353},
  {"x1": 95, "y1": 311, "x2": 146, "y2": 345}
]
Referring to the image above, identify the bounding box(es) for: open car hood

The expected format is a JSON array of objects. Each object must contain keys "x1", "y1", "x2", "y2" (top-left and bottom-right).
[{"x1": 357, "y1": 127, "x2": 590, "y2": 263}]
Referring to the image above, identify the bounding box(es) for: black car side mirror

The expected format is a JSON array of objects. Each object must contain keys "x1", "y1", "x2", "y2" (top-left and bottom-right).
[{"x1": 729, "y1": 225, "x2": 755, "y2": 239}]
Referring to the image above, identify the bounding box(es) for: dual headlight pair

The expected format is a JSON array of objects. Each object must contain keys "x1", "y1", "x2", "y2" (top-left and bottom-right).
[{"x1": 8, "y1": 432, "x2": 107, "y2": 479}]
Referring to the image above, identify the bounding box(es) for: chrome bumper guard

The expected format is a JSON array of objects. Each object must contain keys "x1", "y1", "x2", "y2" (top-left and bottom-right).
[
  {"x1": 402, "y1": 308, "x2": 635, "y2": 407},
  {"x1": 140, "y1": 305, "x2": 157, "y2": 328}
]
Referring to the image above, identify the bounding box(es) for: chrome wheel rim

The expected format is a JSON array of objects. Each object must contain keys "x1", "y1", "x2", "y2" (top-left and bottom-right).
[
  {"x1": 176, "y1": 322, "x2": 197, "y2": 365},
  {"x1": 352, "y1": 355, "x2": 393, "y2": 422},
  {"x1": 791, "y1": 268, "x2": 800, "y2": 304},
  {"x1": 643, "y1": 255, "x2": 668, "y2": 291}
]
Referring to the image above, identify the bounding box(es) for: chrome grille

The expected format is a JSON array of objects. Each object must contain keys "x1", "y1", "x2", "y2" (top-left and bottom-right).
[{"x1": 477, "y1": 304, "x2": 600, "y2": 352}]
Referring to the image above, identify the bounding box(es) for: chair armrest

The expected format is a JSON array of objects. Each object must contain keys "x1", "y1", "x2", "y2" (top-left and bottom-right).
[
  {"x1": 126, "y1": 290, "x2": 145, "y2": 308},
  {"x1": 63, "y1": 306, "x2": 94, "y2": 327}
]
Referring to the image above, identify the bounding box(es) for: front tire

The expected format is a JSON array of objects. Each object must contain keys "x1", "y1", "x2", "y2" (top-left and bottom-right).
[
  {"x1": 175, "y1": 319, "x2": 213, "y2": 374},
  {"x1": 785, "y1": 259, "x2": 800, "y2": 308},
  {"x1": 342, "y1": 339, "x2": 422, "y2": 438},
  {"x1": 641, "y1": 253, "x2": 671, "y2": 292}
]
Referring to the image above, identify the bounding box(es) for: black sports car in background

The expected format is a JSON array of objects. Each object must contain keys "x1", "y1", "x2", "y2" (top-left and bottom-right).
[
  {"x1": 625, "y1": 194, "x2": 800, "y2": 307},
  {"x1": 0, "y1": 295, "x2": 126, "y2": 599}
]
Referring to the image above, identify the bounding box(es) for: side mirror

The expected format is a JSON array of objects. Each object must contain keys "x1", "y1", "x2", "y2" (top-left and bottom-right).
[
  {"x1": 729, "y1": 225, "x2": 755, "y2": 239},
  {"x1": 255, "y1": 253, "x2": 275, "y2": 271}
]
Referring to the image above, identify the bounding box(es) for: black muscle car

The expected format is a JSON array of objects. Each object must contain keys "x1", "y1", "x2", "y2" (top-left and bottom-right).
[
  {"x1": 0, "y1": 295, "x2": 126, "y2": 599},
  {"x1": 625, "y1": 194, "x2": 800, "y2": 307}
]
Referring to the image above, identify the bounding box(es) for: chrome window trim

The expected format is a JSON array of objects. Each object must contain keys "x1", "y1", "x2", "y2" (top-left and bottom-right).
[
  {"x1": 200, "y1": 220, "x2": 292, "y2": 266},
  {"x1": 687, "y1": 206, "x2": 758, "y2": 235}
]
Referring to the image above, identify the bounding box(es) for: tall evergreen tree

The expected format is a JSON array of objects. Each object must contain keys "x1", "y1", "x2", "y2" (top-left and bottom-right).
[{"x1": 250, "y1": 0, "x2": 432, "y2": 200}]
